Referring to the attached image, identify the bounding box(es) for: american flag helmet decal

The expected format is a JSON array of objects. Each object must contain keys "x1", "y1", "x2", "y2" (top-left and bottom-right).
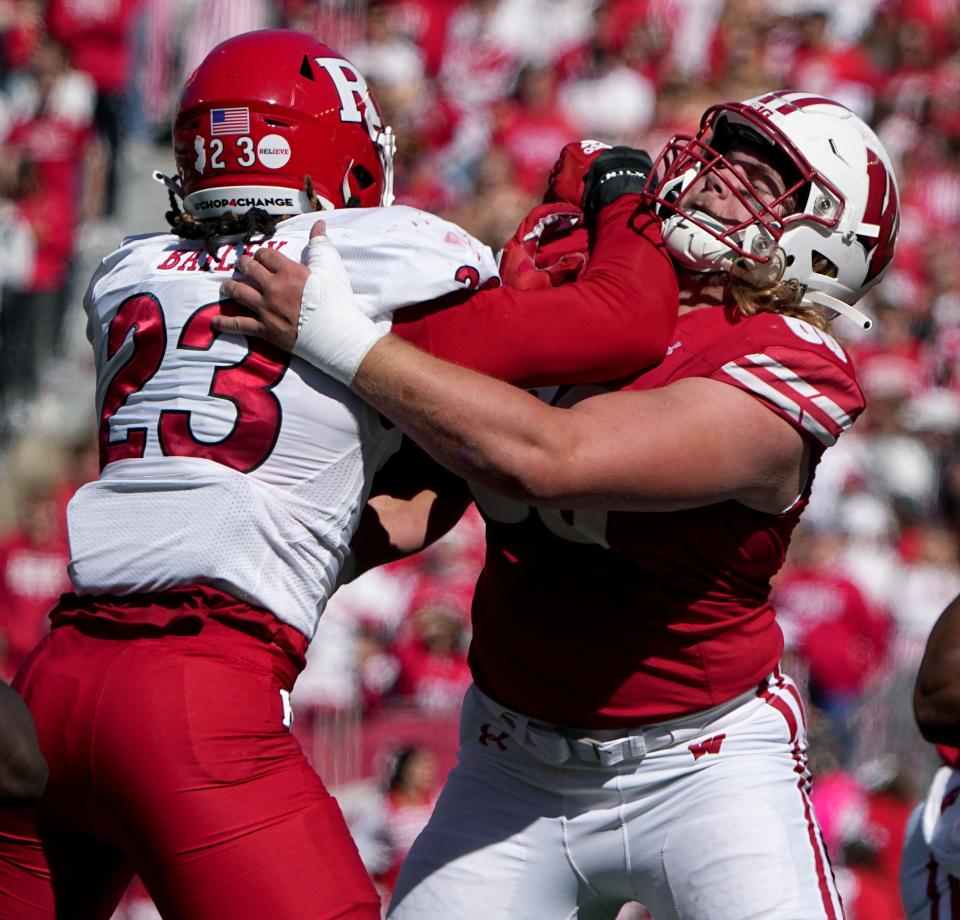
[{"x1": 210, "y1": 107, "x2": 250, "y2": 136}]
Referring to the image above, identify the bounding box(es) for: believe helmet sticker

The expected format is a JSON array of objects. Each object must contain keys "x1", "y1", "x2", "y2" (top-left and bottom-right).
[{"x1": 257, "y1": 135, "x2": 292, "y2": 169}]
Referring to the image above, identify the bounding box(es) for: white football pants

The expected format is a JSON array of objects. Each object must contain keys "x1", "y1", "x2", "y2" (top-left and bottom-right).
[
  {"x1": 901, "y1": 766, "x2": 960, "y2": 920},
  {"x1": 387, "y1": 673, "x2": 844, "y2": 920}
]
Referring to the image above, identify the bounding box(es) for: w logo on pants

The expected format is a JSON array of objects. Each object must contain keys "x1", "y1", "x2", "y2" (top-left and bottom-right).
[{"x1": 688, "y1": 734, "x2": 726, "y2": 760}]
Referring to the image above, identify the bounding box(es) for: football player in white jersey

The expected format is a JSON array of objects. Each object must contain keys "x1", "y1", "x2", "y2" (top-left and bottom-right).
[
  {"x1": 224, "y1": 91, "x2": 901, "y2": 919},
  {"x1": 0, "y1": 29, "x2": 680, "y2": 920},
  {"x1": 902, "y1": 593, "x2": 960, "y2": 919}
]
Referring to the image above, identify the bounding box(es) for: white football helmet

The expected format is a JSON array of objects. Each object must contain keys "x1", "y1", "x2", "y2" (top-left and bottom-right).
[{"x1": 647, "y1": 91, "x2": 900, "y2": 327}]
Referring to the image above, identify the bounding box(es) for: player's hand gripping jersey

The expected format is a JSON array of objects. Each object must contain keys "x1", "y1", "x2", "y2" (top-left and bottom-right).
[
  {"x1": 69, "y1": 208, "x2": 497, "y2": 639},
  {"x1": 468, "y1": 307, "x2": 866, "y2": 728}
]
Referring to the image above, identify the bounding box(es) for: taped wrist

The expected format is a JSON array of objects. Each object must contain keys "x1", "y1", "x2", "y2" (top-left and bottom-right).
[{"x1": 291, "y1": 234, "x2": 388, "y2": 386}]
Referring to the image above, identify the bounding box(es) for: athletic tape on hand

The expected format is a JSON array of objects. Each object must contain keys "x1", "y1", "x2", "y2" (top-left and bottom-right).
[{"x1": 291, "y1": 231, "x2": 387, "y2": 386}]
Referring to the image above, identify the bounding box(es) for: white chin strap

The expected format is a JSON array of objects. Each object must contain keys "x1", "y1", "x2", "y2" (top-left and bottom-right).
[
  {"x1": 153, "y1": 170, "x2": 184, "y2": 197},
  {"x1": 376, "y1": 126, "x2": 396, "y2": 207},
  {"x1": 662, "y1": 210, "x2": 874, "y2": 332},
  {"x1": 662, "y1": 214, "x2": 738, "y2": 273},
  {"x1": 802, "y1": 290, "x2": 873, "y2": 331}
]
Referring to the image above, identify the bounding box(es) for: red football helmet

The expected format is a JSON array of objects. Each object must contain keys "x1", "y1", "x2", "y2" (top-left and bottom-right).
[{"x1": 172, "y1": 30, "x2": 395, "y2": 220}]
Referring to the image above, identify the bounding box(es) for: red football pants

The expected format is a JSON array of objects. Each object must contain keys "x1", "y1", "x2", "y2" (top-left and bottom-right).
[{"x1": 0, "y1": 617, "x2": 380, "y2": 919}]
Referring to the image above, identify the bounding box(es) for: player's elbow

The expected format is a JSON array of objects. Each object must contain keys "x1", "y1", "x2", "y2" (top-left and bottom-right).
[
  {"x1": 508, "y1": 445, "x2": 582, "y2": 505},
  {"x1": 914, "y1": 683, "x2": 960, "y2": 746},
  {"x1": 457, "y1": 414, "x2": 585, "y2": 505},
  {"x1": 462, "y1": 442, "x2": 564, "y2": 506}
]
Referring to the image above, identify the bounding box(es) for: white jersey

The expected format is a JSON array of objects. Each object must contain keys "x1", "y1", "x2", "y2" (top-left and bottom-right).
[
  {"x1": 902, "y1": 765, "x2": 960, "y2": 920},
  {"x1": 68, "y1": 206, "x2": 497, "y2": 639}
]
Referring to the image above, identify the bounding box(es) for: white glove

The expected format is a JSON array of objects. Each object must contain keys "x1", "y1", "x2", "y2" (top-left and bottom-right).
[{"x1": 292, "y1": 230, "x2": 388, "y2": 385}]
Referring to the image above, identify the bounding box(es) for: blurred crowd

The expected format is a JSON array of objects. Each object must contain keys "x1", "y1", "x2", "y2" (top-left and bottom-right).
[{"x1": 2, "y1": 0, "x2": 960, "y2": 917}]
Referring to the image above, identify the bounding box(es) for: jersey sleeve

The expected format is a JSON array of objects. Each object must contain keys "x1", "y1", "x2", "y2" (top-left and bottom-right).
[
  {"x1": 323, "y1": 207, "x2": 499, "y2": 319},
  {"x1": 82, "y1": 244, "x2": 132, "y2": 347},
  {"x1": 712, "y1": 321, "x2": 866, "y2": 448},
  {"x1": 392, "y1": 196, "x2": 680, "y2": 387}
]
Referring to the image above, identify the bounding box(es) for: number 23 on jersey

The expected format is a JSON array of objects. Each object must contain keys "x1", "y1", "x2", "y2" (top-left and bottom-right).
[{"x1": 98, "y1": 293, "x2": 290, "y2": 472}]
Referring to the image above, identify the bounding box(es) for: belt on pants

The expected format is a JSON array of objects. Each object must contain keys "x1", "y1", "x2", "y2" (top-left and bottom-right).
[{"x1": 472, "y1": 681, "x2": 765, "y2": 767}]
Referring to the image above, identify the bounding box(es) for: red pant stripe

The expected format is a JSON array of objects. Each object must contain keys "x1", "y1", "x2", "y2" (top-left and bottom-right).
[
  {"x1": 790, "y1": 744, "x2": 840, "y2": 920},
  {"x1": 928, "y1": 857, "x2": 941, "y2": 920},
  {"x1": 760, "y1": 674, "x2": 839, "y2": 917},
  {"x1": 761, "y1": 684, "x2": 840, "y2": 920},
  {"x1": 758, "y1": 681, "x2": 799, "y2": 742},
  {"x1": 949, "y1": 872, "x2": 960, "y2": 919},
  {"x1": 783, "y1": 681, "x2": 808, "y2": 731}
]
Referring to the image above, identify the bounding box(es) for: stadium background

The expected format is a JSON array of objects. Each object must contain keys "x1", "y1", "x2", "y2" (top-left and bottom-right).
[{"x1": 0, "y1": 0, "x2": 953, "y2": 916}]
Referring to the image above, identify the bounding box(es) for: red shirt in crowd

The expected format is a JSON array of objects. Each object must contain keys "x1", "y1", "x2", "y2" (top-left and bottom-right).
[
  {"x1": 775, "y1": 567, "x2": 891, "y2": 698},
  {"x1": 494, "y1": 105, "x2": 578, "y2": 196},
  {"x1": 45, "y1": 0, "x2": 141, "y2": 94},
  {"x1": 5, "y1": 114, "x2": 92, "y2": 290},
  {"x1": 388, "y1": 0, "x2": 464, "y2": 76},
  {"x1": 841, "y1": 784, "x2": 917, "y2": 920},
  {"x1": 2, "y1": 2, "x2": 44, "y2": 72},
  {"x1": 0, "y1": 528, "x2": 70, "y2": 679},
  {"x1": 847, "y1": 867, "x2": 907, "y2": 920},
  {"x1": 789, "y1": 44, "x2": 882, "y2": 119},
  {"x1": 393, "y1": 636, "x2": 471, "y2": 713}
]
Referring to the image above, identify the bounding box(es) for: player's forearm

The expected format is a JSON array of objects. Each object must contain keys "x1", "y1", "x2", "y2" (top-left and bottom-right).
[
  {"x1": 342, "y1": 492, "x2": 437, "y2": 580},
  {"x1": 353, "y1": 337, "x2": 567, "y2": 503},
  {"x1": 352, "y1": 485, "x2": 470, "y2": 574}
]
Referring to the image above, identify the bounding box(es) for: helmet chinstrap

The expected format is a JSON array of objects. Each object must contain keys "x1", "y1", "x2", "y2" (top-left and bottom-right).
[{"x1": 159, "y1": 174, "x2": 322, "y2": 259}]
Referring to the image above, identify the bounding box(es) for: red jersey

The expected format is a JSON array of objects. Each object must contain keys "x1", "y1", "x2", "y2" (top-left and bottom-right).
[{"x1": 465, "y1": 306, "x2": 866, "y2": 728}]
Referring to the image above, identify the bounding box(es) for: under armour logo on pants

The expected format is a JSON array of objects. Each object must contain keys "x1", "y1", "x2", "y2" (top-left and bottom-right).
[{"x1": 479, "y1": 723, "x2": 508, "y2": 751}]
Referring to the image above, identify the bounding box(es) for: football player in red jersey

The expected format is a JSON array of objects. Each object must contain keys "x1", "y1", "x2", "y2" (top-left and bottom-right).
[
  {"x1": 224, "y1": 91, "x2": 900, "y2": 919},
  {"x1": 0, "y1": 29, "x2": 678, "y2": 920}
]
